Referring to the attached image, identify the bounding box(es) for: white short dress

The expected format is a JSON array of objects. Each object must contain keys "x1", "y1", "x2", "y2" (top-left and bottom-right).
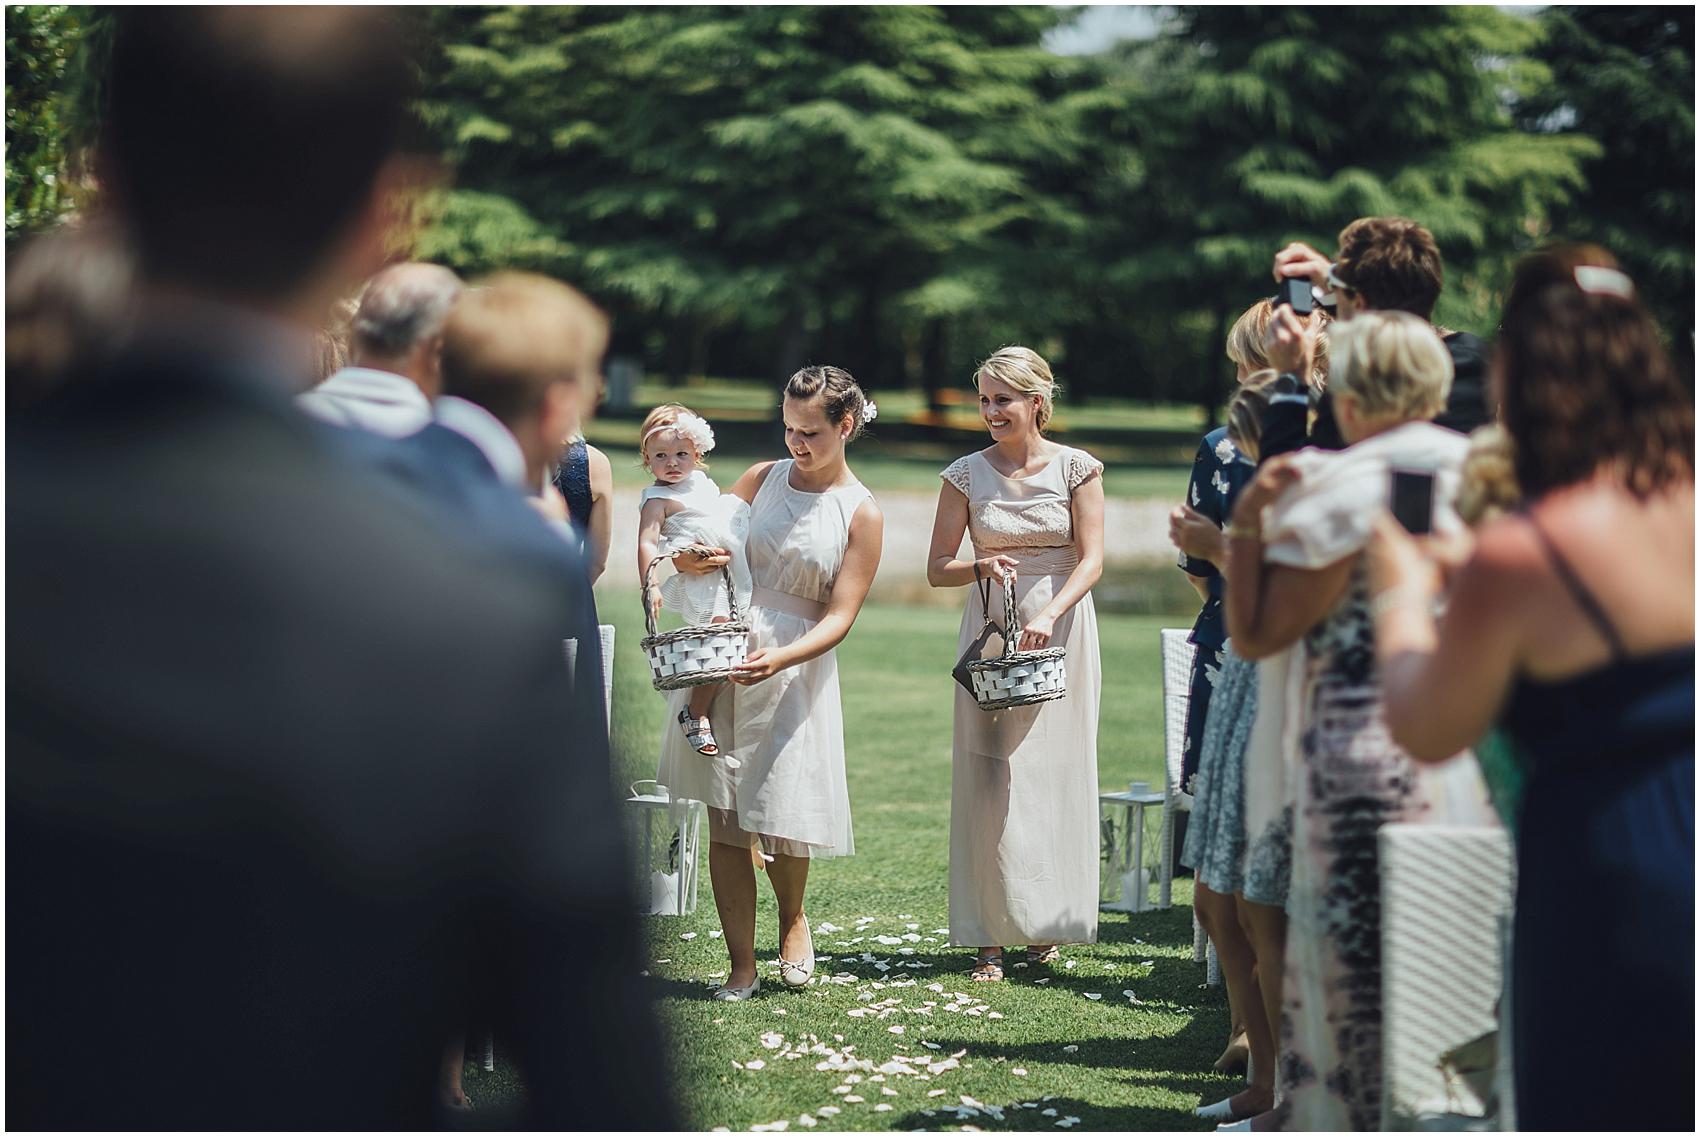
[
  {"x1": 643, "y1": 470, "x2": 752, "y2": 623},
  {"x1": 655, "y1": 461, "x2": 870, "y2": 858}
]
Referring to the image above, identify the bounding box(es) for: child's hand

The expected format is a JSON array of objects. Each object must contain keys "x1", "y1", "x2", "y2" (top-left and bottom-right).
[{"x1": 675, "y1": 546, "x2": 732, "y2": 575}]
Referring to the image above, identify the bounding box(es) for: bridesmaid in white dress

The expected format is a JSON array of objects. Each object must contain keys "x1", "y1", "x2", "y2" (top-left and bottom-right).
[
  {"x1": 926, "y1": 347, "x2": 1106, "y2": 981},
  {"x1": 658, "y1": 366, "x2": 884, "y2": 1001}
]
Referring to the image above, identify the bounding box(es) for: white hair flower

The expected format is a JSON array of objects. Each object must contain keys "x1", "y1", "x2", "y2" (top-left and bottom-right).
[
  {"x1": 860, "y1": 400, "x2": 878, "y2": 425},
  {"x1": 642, "y1": 410, "x2": 715, "y2": 456}
]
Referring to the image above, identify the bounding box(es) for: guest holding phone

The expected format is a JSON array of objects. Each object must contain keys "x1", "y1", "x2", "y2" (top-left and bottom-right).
[
  {"x1": 1367, "y1": 247, "x2": 1694, "y2": 1132},
  {"x1": 1225, "y1": 311, "x2": 1491, "y2": 1130}
]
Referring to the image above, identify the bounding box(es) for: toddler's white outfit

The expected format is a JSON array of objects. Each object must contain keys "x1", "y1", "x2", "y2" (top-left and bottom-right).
[{"x1": 644, "y1": 470, "x2": 753, "y2": 623}]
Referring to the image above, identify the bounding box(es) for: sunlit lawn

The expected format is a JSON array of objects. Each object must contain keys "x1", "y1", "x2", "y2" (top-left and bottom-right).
[{"x1": 464, "y1": 595, "x2": 1234, "y2": 1131}]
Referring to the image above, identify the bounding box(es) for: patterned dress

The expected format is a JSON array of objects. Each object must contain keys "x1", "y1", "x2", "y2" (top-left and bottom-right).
[
  {"x1": 1177, "y1": 428, "x2": 1254, "y2": 792},
  {"x1": 1261, "y1": 422, "x2": 1493, "y2": 1131}
]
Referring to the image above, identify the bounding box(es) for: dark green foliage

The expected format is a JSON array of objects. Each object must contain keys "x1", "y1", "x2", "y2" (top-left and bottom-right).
[
  {"x1": 6, "y1": 5, "x2": 83, "y2": 238},
  {"x1": 1518, "y1": 6, "x2": 1694, "y2": 375}
]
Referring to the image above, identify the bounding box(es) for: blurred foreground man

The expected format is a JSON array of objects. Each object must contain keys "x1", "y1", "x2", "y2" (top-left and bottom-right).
[{"x1": 8, "y1": 9, "x2": 672, "y2": 1130}]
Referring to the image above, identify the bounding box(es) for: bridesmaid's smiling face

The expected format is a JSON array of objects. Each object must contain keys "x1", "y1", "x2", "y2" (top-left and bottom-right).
[
  {"x1": 782, "y1": 395, "x2": 850, "y2": 472},
  {"x1": 978, "y1": 375, "x2": 1041, "y2": 443}
]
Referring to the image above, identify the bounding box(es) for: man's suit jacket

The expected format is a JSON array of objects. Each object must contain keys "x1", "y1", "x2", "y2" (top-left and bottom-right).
[
  {"x1": 373, "y1": 418, "x2": 609, "y2": 752},
  {"x1": 8, "y1": 339, "x2": 671, "y2": 1130}
]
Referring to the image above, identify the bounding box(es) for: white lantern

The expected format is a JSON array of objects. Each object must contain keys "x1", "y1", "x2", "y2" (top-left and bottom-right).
[
  {"x1": 625, "y1": 780, "x2": 705, "y2": 916},
  {"x1": 1099, "y1": 782, "x2": 1165, "y2": 913}
]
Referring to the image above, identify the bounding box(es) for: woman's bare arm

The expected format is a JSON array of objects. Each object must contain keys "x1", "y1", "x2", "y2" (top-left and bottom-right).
[
  {"x1": 584, "y1": 444, "x2": 613, "y2": 584},
  {"x1": 732, "y1": 496, "x2": 884, "y2": 682}
]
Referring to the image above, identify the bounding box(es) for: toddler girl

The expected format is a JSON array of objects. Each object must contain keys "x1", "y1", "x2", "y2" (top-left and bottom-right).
[{"x1": 636, "y1": 404, "x2": 752, "y2": 760}]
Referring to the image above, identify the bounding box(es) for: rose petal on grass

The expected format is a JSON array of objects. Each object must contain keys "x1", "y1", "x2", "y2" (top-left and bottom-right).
[
  {"x1": 745, "y1": 1059, "x2": 766, "y2": 1070},
  {"x1": 1064, "y1": 960, "x2": 1076, "y2": 969},
  {"x1": 1041, "y1": 1108, "x2": 1058, "y2": 1117},
  {"x1": 797, "y1": 1116, "x2": 816, "y2": 1128},
  {"x1": 1012, "y1": 1068, "x2": 1028, "y2": 1076},
  {"x1": 1062, "y1": 1044, "x2": 1078, "y2": 1053},
  {"x1": 680, "y1": 932, "x2": 697, "y2": 940},
  {"x1": 1084, "y1": 993, "x2": 1102, "y2": 1000},
  {"x1": 817, "y1": 1106, "x2": 840, "y2": 1117},
  {"x1": 844, "y1": 1095, "x2": 865, "y2": 1104}
]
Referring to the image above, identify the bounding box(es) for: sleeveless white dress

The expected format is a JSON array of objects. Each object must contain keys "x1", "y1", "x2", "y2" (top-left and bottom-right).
[
  {"x1": 642, "y1": 470, "x2": 753, "y2": 623},
  {"x1": 655, "y1": 460, "x2": 870, "y2": 858}
]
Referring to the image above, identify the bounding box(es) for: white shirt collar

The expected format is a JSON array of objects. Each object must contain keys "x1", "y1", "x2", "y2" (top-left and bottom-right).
[{"x1": 432, "y1": 395, "x2": 529, "y2": 490}]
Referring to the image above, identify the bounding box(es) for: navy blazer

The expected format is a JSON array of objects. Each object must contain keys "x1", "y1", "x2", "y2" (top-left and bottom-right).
[
  {"x1": 9, "y1": 343, "x2": 669, "y2": 1130},
  {"x1": 374, "y1": 421, "x2": 608, "y2": 747}
]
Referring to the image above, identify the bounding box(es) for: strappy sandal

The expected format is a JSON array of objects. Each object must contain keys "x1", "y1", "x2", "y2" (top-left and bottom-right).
[
  {"x1": 969, "y1": 950, "x2": 1004, "y2": 982},
  {"x1": 677, "y1": 708, "x2": 720, "y2": 757},
  {"x1": 1023, "y1": 945, "x2": 1061, "y2": 967}
]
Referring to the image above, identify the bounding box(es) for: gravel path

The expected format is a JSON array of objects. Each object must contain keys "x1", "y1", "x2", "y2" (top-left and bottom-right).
[{"x1": 607, "y1": 486, "x2": 1178, "y2": 596}]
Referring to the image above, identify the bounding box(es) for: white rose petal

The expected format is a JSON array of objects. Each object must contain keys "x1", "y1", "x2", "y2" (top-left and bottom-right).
[
  {"x1": 1062, "y1": 1044, "x2": 1079, "y2": 1053},
  {"x1": 888, "y1": 1025, "x2": 905, "y2": 1035},
  {"x1": 797, "y1": 1116, "x2": 816, "y2": 1128},
  {"x1": 1084, "y1": 992, "x2": 1102, "y2": 1000},
  {"x1": 744, "y1": 1059, "x2": 766, "y2": 1070},
  {"x1": 680, "y1": 933, "x2": 697, "y2": 940},
  {"x1": 844, "y1": 1095, "x2": 865, "y2": 1104},
  {"x1": 1064, "y1": 960, "x2": 1076, "y2": 969},
  {"x1": 1012, "y1": 1068, "x2": 1028, "y2": 1076},
  {"x1": 1042, "y1": 1108, "x2": 1058, "y2": 1117}
]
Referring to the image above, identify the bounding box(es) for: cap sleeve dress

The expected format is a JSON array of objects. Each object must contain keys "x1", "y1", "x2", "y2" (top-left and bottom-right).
[{"x1": 942, "y1": 446, "x2": 1104, "y2": 947}]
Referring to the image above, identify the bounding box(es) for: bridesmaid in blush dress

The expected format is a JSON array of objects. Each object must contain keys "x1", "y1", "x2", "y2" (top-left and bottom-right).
[{"x1": 927, "y1": 347, "x2": 1105, "y2": 982}]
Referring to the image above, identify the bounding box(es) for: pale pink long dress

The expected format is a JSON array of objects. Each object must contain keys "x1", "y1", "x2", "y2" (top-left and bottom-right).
[{"x1": 942, "y1": 447, "x2": 1104, "y2": 947}]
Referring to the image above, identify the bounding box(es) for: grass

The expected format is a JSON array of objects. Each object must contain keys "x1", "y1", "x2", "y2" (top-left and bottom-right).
[
  {"x1": 469, "y1": 593, "x2": 1233, "y2": 1132},
  {"x1": 585, "y1": 376, "x2": 1205, "y2": 500}
]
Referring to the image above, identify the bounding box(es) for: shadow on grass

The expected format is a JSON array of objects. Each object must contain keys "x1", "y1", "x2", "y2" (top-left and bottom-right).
[{"x1": 894, "y1": 1092, "x2": 1210, "y2": 1132}]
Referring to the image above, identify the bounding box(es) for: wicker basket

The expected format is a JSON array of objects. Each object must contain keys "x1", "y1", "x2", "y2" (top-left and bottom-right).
[
  {"x1": 968, "y1": 572, "x2": 1068, "y2": 711},
  {"x1": 640, "y1": 546, "x2": 749, "y2": 690}
]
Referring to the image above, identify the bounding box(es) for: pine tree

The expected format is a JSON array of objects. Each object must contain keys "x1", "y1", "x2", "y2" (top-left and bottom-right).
[{"x1": 1518, "y1": 6, "x2": 1694, "y2": 375}]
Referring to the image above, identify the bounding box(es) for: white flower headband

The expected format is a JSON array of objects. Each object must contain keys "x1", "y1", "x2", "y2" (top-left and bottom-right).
[{"x1": 642, "y1": 410, "x2": 715, "y2": 456}]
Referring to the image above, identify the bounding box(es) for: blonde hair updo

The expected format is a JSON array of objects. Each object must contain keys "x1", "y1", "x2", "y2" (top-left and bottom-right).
[
  {"x1": 1329, "y1": 310, "x2": 1453, "y2": 424},
  {"x1": 975, "y1": 346, "x2": 1058, "y2": 432}
]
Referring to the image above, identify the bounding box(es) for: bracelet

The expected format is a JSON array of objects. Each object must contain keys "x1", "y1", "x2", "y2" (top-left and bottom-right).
[
  {"x1": 1225, "y1": 522, "x2": 1262, "y2": 540},
  {"x1": 1368, "y1": 586, "x2": 1434, "y2": 620}
]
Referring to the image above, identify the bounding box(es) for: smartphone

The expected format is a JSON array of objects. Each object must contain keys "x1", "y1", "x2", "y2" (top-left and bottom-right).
[
  {"x1": 1389, "y1": 467, "x2": 1436, "y2": 535},
  {"x1": 1274, "y1": 277, "x2": 1314, "y2": 314}
]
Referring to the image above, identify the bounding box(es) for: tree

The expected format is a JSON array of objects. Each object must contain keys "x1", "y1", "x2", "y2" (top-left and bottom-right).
[
  {"x1": 412, "y1": 6, "x2": 1085, "y2": 398},
  {"x1": 6, "y1": 5, "x2": 86, "y2": 240},
  {"x1": 1080, "y1": 6, "x2": 1600, "y2": 419},
  {"x1": 1518, "y1": 6, "x2": 1694, "y2": 376}
]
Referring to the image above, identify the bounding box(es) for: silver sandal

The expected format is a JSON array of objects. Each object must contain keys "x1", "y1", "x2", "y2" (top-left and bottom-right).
[{"x1": 678, "y1": 708, "x2": 719, "y2": 756}]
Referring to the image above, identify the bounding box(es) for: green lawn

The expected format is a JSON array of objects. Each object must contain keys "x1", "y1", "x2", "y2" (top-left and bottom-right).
[{"x1": 466, "y1": 595, "x2": 1232, "y2": 1131}]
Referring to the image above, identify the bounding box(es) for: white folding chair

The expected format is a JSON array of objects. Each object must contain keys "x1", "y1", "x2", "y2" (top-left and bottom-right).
[
  {"x1": 1379, "y1": 823, "x2": 1516, "y2": 1130},
  {"x1": 1156, "y1": 628, "x2": 1219, "y2": 985}
]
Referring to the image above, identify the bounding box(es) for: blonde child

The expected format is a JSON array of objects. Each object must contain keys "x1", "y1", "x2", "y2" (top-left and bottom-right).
[{"x1": 636, "y1": 404, "x2": 752, "y2": 759}]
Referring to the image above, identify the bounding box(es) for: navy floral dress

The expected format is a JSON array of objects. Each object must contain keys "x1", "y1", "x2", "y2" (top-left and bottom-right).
[{"x1": 1177, "y1": 426, "x2": 1255, "y2": 792}]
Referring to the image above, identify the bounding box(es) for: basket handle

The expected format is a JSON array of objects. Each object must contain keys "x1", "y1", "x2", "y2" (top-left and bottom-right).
[
  {"x1": 641, "y1": 544, "x2": 741, "y2": 635},
  {"x1": 999, "y1": 570, "x2": 1022, "y2": 660}
]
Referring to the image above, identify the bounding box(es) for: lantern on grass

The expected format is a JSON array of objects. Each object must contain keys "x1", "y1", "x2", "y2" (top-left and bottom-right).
[
  {"x1": 1099, "y1": 782, "x2": 1165, "y2": 913},
  {"x1": 625, "y1": 780, "x2": 705, "y2": 916}
]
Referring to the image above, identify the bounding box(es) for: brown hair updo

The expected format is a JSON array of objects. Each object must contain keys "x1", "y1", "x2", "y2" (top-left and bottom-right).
[
  {"x1": 1496, "y1": 245, "x2": 1693, "y2": 500},
  {"x1": 785, "y1": 364, "x2": 870, "y2": 441}
]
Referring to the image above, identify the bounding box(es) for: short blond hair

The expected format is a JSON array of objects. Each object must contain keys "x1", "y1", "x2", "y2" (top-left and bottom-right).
[
  {"x1": 1225, "y1": 300, "x2": 1274, "y2": 374},
  {"x1": 440, "y1": 272, "x2": 608, "y2": 426},
  {"x1": 974, "y1": 346, "x2": 1058, "y2": 431},
  {"x1": 1329, "y1": 310, "x2": 1452, "y2": 424}
]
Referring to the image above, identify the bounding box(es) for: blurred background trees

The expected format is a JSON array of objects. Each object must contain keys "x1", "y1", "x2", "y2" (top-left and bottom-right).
[{"x1": 8, "y1": 5, "x2": 1692, "y2": 413}]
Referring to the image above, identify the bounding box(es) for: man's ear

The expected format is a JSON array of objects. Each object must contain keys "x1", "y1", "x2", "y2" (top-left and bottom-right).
[{"x1": 541, "y1": 379, "x2": 582, "y2": 444}]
